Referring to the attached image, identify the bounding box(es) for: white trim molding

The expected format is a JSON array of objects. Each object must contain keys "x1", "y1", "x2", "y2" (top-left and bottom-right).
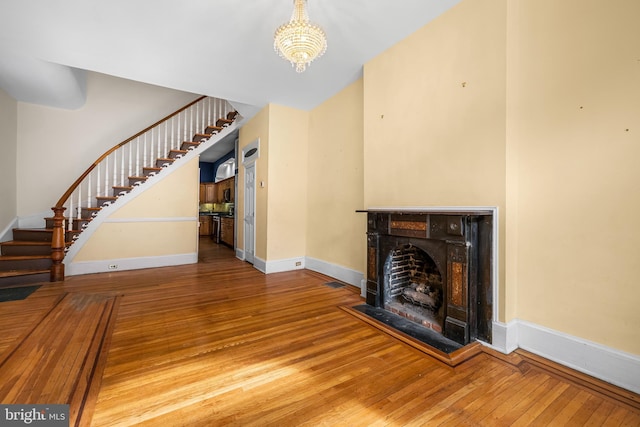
[
  {"x1": 0, "y1": 217, "x2": 19, "y2": 242},
  {"x1": 18, "y1": 210, "x2": 51, "y2": 229},
  {"x1": 252, "y1": 256, "x2": 267, "y2": 274},
  {"x1": 517, "y1": 319, "x2": 640, "y2": 394},
  {"x1": 263, "y1": 256, "x2": 305, "y2": 274},
  {"x1": 488, "y1": 320, "x2": 519, "y2": 354},
  {"x1": 66, "y1": 252, "x2": 197, "y2": 276},
  {"x1": 249, "y1": 255, "x2": 364, "y2": 291},
  {"x1": 485, "y1": 319, "x2": 640, "y2": 394},
  {"x1": 305, "y1": 257, "x2": 364, "y2": 289}
]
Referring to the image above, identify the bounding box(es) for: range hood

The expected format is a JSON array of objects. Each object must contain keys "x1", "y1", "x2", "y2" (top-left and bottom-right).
[{"x1": 215, "y1": 158, "x2": 236, "y2": 182}]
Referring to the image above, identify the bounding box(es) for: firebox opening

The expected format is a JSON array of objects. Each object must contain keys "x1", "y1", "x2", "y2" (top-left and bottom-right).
[{"x1": 383, "y1": 244, "x2": 444, "y2": 334}]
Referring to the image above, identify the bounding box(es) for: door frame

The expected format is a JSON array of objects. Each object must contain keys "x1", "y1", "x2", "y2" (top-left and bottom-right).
[{"x1": 241, "y1": 138, "x2": 259, "y2": 264}]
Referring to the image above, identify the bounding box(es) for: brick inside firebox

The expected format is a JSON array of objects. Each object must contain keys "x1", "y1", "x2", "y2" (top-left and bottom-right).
[{"x1": 384, "y1": 244, "x2": 444, "y2": 333}]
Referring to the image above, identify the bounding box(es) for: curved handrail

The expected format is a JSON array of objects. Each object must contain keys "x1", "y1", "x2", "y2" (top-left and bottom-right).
[{"x1": 55, "y1": 95, "x2": 206, "y2": 208}]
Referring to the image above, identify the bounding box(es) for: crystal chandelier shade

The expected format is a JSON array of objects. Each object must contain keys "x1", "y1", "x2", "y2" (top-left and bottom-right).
[{"x1": 274, "y1": 0, "x2": 327, "y2": 73}]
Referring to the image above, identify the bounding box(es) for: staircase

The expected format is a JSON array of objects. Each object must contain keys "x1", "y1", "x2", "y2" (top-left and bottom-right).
[
  {"x1": 0, "y1": 98, "x2": 238, "y2": 288},
  {"x1": 0, "y1": 228, "x2": 56, "y2": 287}
]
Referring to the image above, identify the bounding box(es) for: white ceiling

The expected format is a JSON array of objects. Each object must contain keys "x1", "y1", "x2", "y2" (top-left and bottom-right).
[
  {"x1": 0, "y1": 0, "x2": 460, "y2": 161},
  {"x1": 0, "y1": 0, "x2": 461, "y2": 109}
]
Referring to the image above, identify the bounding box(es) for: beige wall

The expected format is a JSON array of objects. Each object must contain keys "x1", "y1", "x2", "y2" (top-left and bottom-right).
[
  {"x1": 0, "y1": 88, "x2": 17, "y2": 233},
  {"x1": 16, "y1": 72, "x2": 196, "y2": 216},
  {"x1": 237, "y1": 105, "x2": 270, "y2": 260},
  {"x1": 507, "y1": 0, "x2": 640, "y2": 354},
  {"x1": 363, "y1": 0, "x2": 508, "y2": 317},
  {"x1": 266, "y1": 104, "x2": 309, "y2": 260},
  {"x1": 71, "y1": 157, "x2": 199, "y2": 262},
  {"x1": 237, "y1": 104, "x2": 310, "y2": 262},
  {"x1": 307, "y1": 80, "x2": 366, "y2": 272}
]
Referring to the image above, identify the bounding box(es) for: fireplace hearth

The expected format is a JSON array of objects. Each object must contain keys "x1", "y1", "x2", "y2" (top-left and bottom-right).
[{"x1": 359, "y1": 209, "x2": 493, "y2": 346}]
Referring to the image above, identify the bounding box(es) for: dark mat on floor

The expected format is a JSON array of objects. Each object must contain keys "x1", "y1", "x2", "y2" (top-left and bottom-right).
[
  {"x1": 0, "y1": 285, "x2": 41, "y2": 302},
  {"x1": 351, "y1": 304, "x2": 463, "y2": 354}
]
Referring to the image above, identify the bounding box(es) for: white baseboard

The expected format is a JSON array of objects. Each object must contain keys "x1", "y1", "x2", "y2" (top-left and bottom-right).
[
  {"x1": 488, "y1": 320, "x2": 519, "y2": 354},
  {"x1": 250, "y1": 255, "x2": 364, "y2": 292},
  {"x1": 252, "y1": 256, "x2": 267, "y2": 274},
  {"x1": 0, "y1": 217, "x2": 18, "y2": 242},
  {"x1": 66, "y1": 253, "x2": 197, "y2": 276},
  {"x1": 263, "y1": 256, "x2": 305, "y2": 274},
  {"x1": 305, "y1": 257, "x2": 364, "y2": 289},
  {"x1": 235, "y1": 248, "x2": 245, "y2": 260},
  {"x1": 486, "y1": 319, "x2": 640, "y2": 394},
  {"x1": 18, "y1": 210, "x2": 52, "y2": 229},
  {"x1": 517, "y1": 319, "x2": 640, "y2": 394}
]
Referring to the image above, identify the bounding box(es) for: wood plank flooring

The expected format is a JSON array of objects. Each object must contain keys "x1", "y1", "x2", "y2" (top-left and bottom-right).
[{"x1": 0, "y1": 238, "x2": 638, "y2": 426}]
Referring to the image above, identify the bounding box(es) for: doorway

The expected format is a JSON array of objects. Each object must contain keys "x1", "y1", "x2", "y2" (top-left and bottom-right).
[{"x1": 242, "y1": 139, "x2": 259, "y2": 265}]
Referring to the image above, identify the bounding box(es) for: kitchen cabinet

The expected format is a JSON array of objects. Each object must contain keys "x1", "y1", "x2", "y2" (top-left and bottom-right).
[
  {"x1": 199, "y1": 215, "x2": 212, "y2": 236},
  {"x1": 220, "y1": 217, "x2": 234, "y2": 247},
  {"x1": 199, "y1": 183, "x2": 217, "y2": 203}
]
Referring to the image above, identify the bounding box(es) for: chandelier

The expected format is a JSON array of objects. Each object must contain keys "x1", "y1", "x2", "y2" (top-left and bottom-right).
[{"x1": 273, "y1": 0, "x2": 327, "y2": 73}]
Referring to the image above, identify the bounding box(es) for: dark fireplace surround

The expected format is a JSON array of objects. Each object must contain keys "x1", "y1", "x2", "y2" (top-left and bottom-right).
[{"x1": 362, "y1": 210, "x2": 493, "y2": 346}]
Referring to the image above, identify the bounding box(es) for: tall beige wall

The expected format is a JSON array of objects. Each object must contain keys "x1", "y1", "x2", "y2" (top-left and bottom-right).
[
  {"x1": 307, "y1": 80, "x2": 366, "y2": 272},
  {"x1": 363, "y1": 0, "x2": 508, "y2": 317},
  {"x1": 0, "y1": 88, "x2": 17, "y2": 233},
  {"x1": 266, "y1": 104, "x2": 309, "y2": 261},
  {"x1": 16, "y1": 72, "x2": 196, "y2": 216},
  {"x1": 507, "y1": 0, "x2": 640, "y2": 354},
  {"x1": 70, "y1": 157, "x2": 199, "y2": 262}
]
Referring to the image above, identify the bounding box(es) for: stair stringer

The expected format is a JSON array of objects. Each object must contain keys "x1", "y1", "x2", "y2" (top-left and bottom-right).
[{"x1": 62, "y1": 118, "x2": 242, "y2": 276}]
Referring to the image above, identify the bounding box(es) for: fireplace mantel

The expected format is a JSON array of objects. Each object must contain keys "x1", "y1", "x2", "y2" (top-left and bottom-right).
[{"x1": 359, "y1": 209, "x2": 493, "y2": 346}]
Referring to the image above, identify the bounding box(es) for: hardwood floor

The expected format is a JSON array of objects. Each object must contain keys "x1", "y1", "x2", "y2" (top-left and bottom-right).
[{"x1": 1, "y1": 238, "x2": 639, "y2": 426}]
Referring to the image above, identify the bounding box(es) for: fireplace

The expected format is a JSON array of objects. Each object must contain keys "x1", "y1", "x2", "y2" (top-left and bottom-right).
[{"x1": 361, "y1": 209, "x2": 493, "y2": 346}]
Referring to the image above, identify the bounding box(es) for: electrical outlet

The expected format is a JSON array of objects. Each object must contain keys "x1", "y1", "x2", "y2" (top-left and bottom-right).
[
  {"x1": 108, "y1": 264, "x2": 118, "y2": 270},
  {"x1": 295, "y1": 261, "x2": 302, "y2": 266}
]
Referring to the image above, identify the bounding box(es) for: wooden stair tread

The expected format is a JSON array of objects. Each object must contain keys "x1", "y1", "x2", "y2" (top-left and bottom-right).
[
  {"x1": 0, "y1": 269, "x2": 50, "y2": 278},
  {"x1": 155, "y1": 158, "x2": 175, "y2": 161},
  {"x1": 1, "y1": 241, "x2": 51, "y2": 246},
  {"x1": 167, "y1": 150, "x2": 188, "y2": 159},
  {"x1": 215, "y1": 121, "x2": 233, "y2": 129},
  {"x1": 1, "y1": 240, "x2": 75, "y2": 246},
  {"x1": 0, "y1": 254, "x2": 52, "y2": 261},
  {"x1": 205, "y1": 125, "x2": 223, "y2": 133},
  {"x1": 192, "y1": 135, "x2": 209, "y2": 142},
  {"x1": 12, "y1": 228, "x2": 79, "y2": 234}
]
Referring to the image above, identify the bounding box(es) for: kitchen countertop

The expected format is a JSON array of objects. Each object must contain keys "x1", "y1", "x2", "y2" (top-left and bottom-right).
[{"x1": 199, "y1": 212, "x2": 234, "y2": 218}]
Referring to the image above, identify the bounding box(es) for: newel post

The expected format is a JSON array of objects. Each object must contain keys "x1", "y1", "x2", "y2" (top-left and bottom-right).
[{"x1": 50, "y1": 206, "x2": 66, "y2": 282}]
